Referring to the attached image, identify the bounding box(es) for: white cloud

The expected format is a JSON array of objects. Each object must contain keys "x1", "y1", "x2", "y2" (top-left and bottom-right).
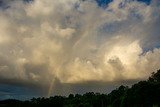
[{"x1": 0, "y1": 0, "x2": 159, "y2": 88}]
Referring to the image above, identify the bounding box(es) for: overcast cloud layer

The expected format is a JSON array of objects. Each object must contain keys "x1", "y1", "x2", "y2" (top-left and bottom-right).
[{"x1": 0, "y1": 0, "x2": 160, "y2": 98}]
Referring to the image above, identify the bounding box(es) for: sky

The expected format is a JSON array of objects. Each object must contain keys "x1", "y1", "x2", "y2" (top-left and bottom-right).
[{"x1": 0, "y1": 0, "x2": 160, "y2": 100}]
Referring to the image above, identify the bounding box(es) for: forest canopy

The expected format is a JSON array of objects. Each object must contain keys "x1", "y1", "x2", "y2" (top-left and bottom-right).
[{"x1": 0, "y1": 69, "x2": 160, "y2": 107}]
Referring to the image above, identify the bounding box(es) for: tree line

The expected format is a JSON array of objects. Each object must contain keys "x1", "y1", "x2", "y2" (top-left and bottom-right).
[{"x1": 0, "y1": 69, "x2": 160, "y2": 107}]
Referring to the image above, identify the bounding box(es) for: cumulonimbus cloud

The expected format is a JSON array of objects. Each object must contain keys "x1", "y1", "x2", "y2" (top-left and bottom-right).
[{"x1": 0, "y1": 0, "x2": 160, "y2": 90}]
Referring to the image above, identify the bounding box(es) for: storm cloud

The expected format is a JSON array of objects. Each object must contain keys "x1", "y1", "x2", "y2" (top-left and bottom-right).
[{"x1": 0, "y1": 0, "x2": 160, "y2": 98}]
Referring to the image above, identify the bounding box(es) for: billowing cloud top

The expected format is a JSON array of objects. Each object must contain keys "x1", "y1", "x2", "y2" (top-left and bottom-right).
[{"x1": 0, "y1": 0, "x2": 160, "y2": 97}]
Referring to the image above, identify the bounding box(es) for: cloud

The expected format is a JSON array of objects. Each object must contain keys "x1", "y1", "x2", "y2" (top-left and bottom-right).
[{"x1": 0, "y1": 0, "x2": 160, "y2": 97}]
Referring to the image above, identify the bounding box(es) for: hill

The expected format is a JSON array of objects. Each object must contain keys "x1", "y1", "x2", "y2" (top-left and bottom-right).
[{"x1": 0, "y1": 70, "x2": 160, "y2": 107}]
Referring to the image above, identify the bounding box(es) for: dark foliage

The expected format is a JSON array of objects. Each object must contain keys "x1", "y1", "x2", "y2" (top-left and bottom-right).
[{"x1": 0, "y1": 69, "x2": 160, "y2": 107}]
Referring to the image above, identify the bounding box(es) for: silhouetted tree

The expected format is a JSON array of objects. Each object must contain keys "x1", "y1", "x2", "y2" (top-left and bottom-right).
[
  {"x1": 0, "y1": 69, "x2": 160, "y2": 107},
  {"x1": 149, "y1": 69, "x2": 160, "y2": 82}
]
